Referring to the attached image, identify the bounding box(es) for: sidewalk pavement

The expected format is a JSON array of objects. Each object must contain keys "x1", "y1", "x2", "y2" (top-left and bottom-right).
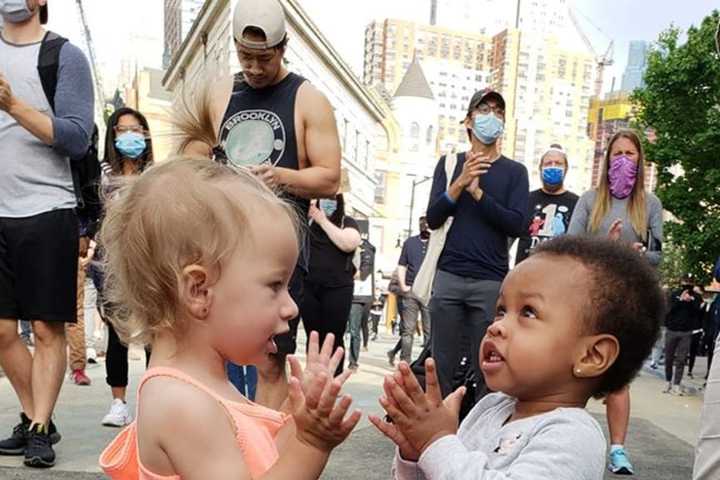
[{"x1": 0, "y1": 332, "x2": 703, "y2": 479}]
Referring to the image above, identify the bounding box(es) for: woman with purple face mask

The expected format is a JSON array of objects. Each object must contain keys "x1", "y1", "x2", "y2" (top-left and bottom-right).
[{"x1": 568, "y1": 128, "x2": 663, "y2": 476}]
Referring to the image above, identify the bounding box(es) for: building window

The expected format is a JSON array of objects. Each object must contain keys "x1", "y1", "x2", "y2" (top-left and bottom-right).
[
  {"x1": 426, "y1": 126, "x2": 434, "y2": 144},
  {"x1": 355, "y1": 130, "x2": 360, "y2": 163},
  {"x1": 343, "y1": 118, "x2": 350, "y2": 149},
  {"x1": 374, "y1": 172, "x2": 386, "y2": 204},
  {"x1": 365, "y1": 140, "x2": 371, "y2": 170},
  {"x1": 410, "y1": 122, "x2": 420, "y2": 138}
]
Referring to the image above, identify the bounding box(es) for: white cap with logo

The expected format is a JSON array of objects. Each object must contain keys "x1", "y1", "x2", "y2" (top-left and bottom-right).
[{"x1": 233, "y1": 0, "x2": 287, "y2": 50}]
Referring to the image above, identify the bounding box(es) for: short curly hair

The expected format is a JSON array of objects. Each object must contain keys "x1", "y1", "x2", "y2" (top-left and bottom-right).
[{"x1": 534, "y1": 236, "x2": 665, "y2": 398}]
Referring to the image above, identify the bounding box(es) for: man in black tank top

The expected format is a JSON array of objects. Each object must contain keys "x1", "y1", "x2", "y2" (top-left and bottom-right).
[{"x1": 184, "y1": 0, "x2": 341, "y2": 409}]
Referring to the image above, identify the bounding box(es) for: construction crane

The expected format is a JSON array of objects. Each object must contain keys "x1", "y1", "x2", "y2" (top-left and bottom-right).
[
  {"x1": 75, "y1": 0, "x2": 106, "y2": 121},
  {"x1": 569, "y1": 7, "x2": 614, "y2": 98}
]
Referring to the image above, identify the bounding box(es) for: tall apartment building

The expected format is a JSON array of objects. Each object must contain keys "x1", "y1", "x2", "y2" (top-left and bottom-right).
[
  {"x1": 364, "y1": 0, "x2": 598, "y2": 192},
  {"x1": 431, "y1": 0, "x2": 515, "y2": 34},
  {"x1": 163, "y1": 0, "x2": 206, "y2": 68},
  {"x1": 494, "y1": 26, "x2": 596, "y2": 192},
  {"x1": 620, "y1": 40, "x2": 649, "y2": 93},
  {"x1": 587, "y1": 92, "x2": 658, "y2": 191}
]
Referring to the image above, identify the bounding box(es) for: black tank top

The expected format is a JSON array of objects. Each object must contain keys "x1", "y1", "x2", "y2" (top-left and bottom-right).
[
  {"x1": 216, "y1": 72, "x2": 309, "y2": 219},
  {"x1": 215, "y1": 72, "x2": 310, "y2": 270}
]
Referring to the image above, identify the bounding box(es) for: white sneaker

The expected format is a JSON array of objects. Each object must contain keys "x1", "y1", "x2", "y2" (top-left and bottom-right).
[
  {"x1": 662, "y1": 382, "x2": 672, "y2": 393},
  {"x1": 671, "y1": 384, "x2": 684, "y2": 396},
  {"x1": 102, "y1": 399, "x2": 132, "y2": 427}
]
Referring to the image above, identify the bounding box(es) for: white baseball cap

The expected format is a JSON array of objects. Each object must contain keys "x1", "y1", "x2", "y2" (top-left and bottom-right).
[{"x1": 233, "y1": 0, "x2": 287, "y2": 49}]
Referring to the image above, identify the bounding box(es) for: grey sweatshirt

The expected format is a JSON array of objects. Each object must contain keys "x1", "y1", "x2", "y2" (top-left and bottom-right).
[
  {"x1": 567, "y1": 190, "x2": 663, "y2": 266},
  {"x1": 0, "y1": 31, "x2": 94, "y2": 217},
  {"x1": 393, "y1": 393, "x2": 605, "y2": 480}
]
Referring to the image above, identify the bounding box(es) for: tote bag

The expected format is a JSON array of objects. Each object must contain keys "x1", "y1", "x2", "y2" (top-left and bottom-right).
[{"x1": 412, "y1": 153, "x2": 457, "y2": 306}]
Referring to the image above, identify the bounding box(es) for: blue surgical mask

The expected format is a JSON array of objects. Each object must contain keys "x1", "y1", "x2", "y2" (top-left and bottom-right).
[
  {"x1": 472, "y1": 114, "x2": 504, "y2": 145},
  {"x1": 0, "y1": 0, "x2": 34, "y2": 23},
  {"x1": 114, "y1": 132, "x2": 147, "y2": 159},
  {"x1": 542, "y1": 167, "x2": 564, "y2": 186},
  {"x1": 319, "y1": 199, "x2": 337, "y2": 217}
]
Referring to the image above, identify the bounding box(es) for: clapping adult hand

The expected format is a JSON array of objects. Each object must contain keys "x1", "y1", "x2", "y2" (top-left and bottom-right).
[
  {"x1": 607, "y1": 219, "x2": 623, "y2": 241},
  {"x1": 308, "y1": 203, "x2": 327, "y2": 224}
]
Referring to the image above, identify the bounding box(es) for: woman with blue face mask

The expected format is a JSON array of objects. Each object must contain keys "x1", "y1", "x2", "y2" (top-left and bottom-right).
[
  {"x1": 104, "y1": 107, "x2": 154, "y2": 177},
  {"x1": 96, "y1": 107, "x2": 154, "y2": 429},
  {"x1": 302, "y1": 193, "x2": 362, "y2": 375}
]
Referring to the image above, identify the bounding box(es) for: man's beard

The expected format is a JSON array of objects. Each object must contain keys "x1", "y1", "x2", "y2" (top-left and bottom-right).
[{"x1": 543, "y1": 182, "x2": 563, "y2": 193}]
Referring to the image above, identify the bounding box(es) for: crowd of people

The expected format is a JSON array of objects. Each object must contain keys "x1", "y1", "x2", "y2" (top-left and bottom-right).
[{"x1": 1, "y1": 1, "x2": 720, "y2": 479}]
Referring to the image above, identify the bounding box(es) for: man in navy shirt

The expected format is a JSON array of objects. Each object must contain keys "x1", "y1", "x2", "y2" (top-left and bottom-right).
[
  {"x1": 390, "y1": 216, "x2": 431, "y2": 364},
  {"x1": 426, "y1": 88, "x2": 529, "y2": 400}
]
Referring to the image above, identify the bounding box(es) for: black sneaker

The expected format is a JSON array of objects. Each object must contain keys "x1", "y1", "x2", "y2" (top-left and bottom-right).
[
  {"x1": 0, "y1": 413, "x2": 31, "y2": 455},
  {"x1": 24, "y1": 424, "x2": 55, "y2": 468},
  {"x1": 47, "y1": 419, "x2": 61, "y2": 444}
]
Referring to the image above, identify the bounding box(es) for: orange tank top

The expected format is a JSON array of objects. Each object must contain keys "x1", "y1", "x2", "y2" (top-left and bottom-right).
[{"x1": 99, "y1": 367, "x2": 290, "y2": 480}]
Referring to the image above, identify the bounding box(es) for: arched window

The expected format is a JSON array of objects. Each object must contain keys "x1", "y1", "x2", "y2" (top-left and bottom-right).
[
  {"x1": 426, "y1": 125, "x2": 434, "y2": 144},
  {"x1": 410, "y1": 122, "x2": 420, "y2": 138}
]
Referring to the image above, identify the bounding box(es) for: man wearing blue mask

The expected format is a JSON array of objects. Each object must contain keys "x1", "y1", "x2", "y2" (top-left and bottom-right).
[
  {"x1": 515, "y1": 144, "x2": 579, "y2": 264},
  {"x1": 425, "y1": 88, "x2": 529, "y2": 402},
  {"x1": 0, "y1": 0, "x2": 94, "y2": 469}
]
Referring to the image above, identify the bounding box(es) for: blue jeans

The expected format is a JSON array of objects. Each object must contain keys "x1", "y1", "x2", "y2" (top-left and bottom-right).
[
  {"x1": 348, "y1": 301, "x2": 370, "y2": 367},
  {"x1": 19, "y1": 320, "x2": 32, "y2": 339},
  {"x1": 227, "y1": 364, "x2": 257, "y2": 401}
]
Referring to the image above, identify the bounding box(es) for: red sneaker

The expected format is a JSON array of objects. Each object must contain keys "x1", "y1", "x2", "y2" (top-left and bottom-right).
[{"x1": 71, "y1": 369, "x2": 91, "y2": 386}]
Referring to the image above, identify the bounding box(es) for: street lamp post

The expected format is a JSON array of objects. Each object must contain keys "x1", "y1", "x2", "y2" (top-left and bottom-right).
[{"x1": 407, "y1": 175, "x2": 433, "y2": 239}]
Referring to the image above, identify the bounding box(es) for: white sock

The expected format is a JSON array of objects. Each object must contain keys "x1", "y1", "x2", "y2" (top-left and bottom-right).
[{"x1": 610, "y1": 444, "x2": 624, "y2": 453}]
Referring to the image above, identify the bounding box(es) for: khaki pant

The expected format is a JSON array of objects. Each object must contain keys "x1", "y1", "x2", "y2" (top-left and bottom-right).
[{"x1": 65, "y1": 261, "x2": 86, "y2": 371}]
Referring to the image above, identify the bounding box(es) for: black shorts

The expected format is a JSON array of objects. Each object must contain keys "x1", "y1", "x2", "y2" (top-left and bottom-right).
[{"x1": 0, "y1": 209, "x2": 79, "y2": 322}]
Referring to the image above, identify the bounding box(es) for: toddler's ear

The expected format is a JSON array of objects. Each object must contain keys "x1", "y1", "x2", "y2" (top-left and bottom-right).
[
  {"x1": 179, "y1": 265, "x2": 213, "y2": 320},
  {"x1": 572, "y1": 334, "x2": 619, "y2": 379}
]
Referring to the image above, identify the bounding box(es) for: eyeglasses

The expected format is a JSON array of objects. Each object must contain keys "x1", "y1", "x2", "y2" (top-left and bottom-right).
[
  {"x1": 475, "y1": 103, "x2": 505, "y2": 116},
  {"x1": 114, "y1": 125, "x2": 144, "y2": 134}
]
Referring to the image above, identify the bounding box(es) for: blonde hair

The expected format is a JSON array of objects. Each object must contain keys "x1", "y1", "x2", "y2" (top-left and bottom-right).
[
  {"x1": 171, "y1": 75, "x2": 220, "y2": 155},
  {"x1": 100, "y1": 158, "x2": 299, "y2": 345},
  {"x1": 589, "y1": 129, "x2": 648, "y2": 239}
]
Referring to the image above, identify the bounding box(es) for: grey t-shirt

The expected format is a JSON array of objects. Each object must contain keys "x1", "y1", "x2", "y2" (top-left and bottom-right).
[
  {"x1": 0, "y1": 32, "x2": 93, "y2": 217},
  {"x1": 393, "y1": 393, "x2": 605, "y2": 480},
  {"x1": 567, "y1": 190, "x2": 664, "y2": 266}
]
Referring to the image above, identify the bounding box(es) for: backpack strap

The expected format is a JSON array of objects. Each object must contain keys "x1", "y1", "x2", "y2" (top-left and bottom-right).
[{"x1": 37, "y1": 31, "x2": 68, "y2": 114}]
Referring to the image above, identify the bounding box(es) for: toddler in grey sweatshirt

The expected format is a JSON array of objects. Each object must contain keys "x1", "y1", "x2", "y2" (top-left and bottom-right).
[{"x1": 370, "y1": 236, "x2": 665, "y2": 480}]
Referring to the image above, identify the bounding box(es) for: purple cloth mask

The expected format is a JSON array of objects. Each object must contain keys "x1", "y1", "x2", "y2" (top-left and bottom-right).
[{"x1": 608, "y1": 155, "x2": 638, "y2": 199}]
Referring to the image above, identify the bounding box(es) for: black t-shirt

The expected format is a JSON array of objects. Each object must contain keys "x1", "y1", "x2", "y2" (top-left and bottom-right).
[
  {"x1": 307, "y1": 216, "x2": 360, "y2": 288},
  {"x1": 516, "y1": 189, "x2": 579, "y2": 264}
]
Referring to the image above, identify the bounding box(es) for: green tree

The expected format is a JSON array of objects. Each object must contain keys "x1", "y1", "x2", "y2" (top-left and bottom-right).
[{"x1": 633, "y1": 10, "x2": 720, "y2": 284}]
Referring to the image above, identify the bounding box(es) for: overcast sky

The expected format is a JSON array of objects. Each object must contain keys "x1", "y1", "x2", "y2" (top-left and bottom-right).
[{"x1": 44, "y1": 0, "x2": 718, "y2": 94}]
